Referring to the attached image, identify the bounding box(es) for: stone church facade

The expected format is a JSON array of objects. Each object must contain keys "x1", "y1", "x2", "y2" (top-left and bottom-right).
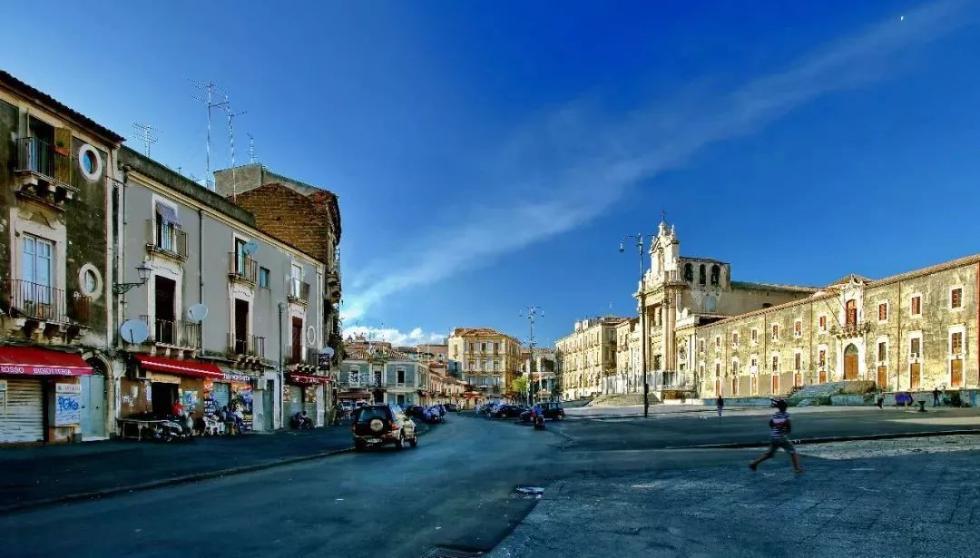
[{"x1": 634, "y1": 221, "x2": 979, "y2": 399}]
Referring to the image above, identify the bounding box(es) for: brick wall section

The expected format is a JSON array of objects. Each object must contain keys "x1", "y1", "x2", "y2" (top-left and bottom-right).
[{"x1": 233, "y1": 183, "x2": 334, "y2": 263}]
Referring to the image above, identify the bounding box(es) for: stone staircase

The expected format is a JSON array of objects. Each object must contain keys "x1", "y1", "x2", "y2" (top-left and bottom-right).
[{"x1": 587, "y1": 393, "x2": 661, "y2": 407}]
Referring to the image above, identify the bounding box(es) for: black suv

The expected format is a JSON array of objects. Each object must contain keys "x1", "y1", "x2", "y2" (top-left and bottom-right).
[{"x1": 352, "y1": 404, "x2": 418, "y2": 451}]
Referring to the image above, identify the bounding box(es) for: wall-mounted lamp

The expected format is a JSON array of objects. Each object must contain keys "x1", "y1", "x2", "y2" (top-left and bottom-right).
[{"x1": 113, "y1": 262, "x2": 152, "y2": 295}]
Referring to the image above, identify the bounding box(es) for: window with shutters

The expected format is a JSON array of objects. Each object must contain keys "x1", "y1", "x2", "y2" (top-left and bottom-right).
[
  {"x1": 819, "y1": 349, "x2": 826, "y2": 367},
  {"x1": 951, "y1": 331, "x2": 963, "y2": 354},
  {"x1": 951, "y1": 288, "x2": 963, "y2": 310},
  {"x1": 751, "y1": 328, "x2": 758, "y2": 344},
  {"x1": 771, "y1": 325, "x2": 779, "y2": 341},
  {"x1": 818, "y1": 315, "x2": 827, "y2": 332},
  {"x1": 911, "y1": 295, "x2": 922, "y2": 316},
  {"x1": 715, "y1": 336, "x2": 720, "y2": 348},
  {"x1": 715, "y1": 363, "x2": 720, "y2": 377},
  {"x1": 878, "y1": 303, "x2": 888, "y2": 322},
  {"x1": 794, "y1": 320, "x2": 802, "y2": 338},
  {"x1": 732, "y1": 332, "x2": 739, "y2": 347},
  {"x1": 794, "y1": 353, "x2": 801, "y2": 371},
  {"x1": 845, "y1": 300, "x2": 857, "y2": 327},
  {"x1": 911, "y1": 337, "x2": 921, "y2": 358},
  {"x1": 878, "y1": 341, "x2": 887, "y2": 362},
  {"x1": 771, "y1": 356, "x2": 779, "y2": 372},
  {"x1": 698, "y1": 339, "x2": 704, "y2": 352}
]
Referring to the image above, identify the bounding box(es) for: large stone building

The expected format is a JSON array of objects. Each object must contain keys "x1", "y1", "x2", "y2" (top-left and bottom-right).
[
  {"x1": 638, "y1": 221, "x2": 816, "y2": 397},
  {"x1": 619, "y1": 219, "x2": 980, "y2": 400},
  {"x1": 448, "y1": 327, "x2": 522, "y2": 397},
  {"x1": 338, "y1": 337, "x2": 425, "y2": 407},
  {"x1": 556, "y1": 317, "x2": 628, "y2": 400},
  {"x1": 613, "y1": 318, "x2": 642, "y2": 394}
]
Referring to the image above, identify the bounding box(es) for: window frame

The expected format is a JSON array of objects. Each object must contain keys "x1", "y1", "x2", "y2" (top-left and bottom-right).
[
  {"x1": 910, "y1": 294, "x2": 922, "y2": 317},
  {"x1": 950, "y1": 286, "x2": 964, "y2": 311}
]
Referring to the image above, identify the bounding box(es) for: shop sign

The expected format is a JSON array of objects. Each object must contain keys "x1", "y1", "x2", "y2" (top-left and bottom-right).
[
  {"x1": 222, "y1": 371, "x2": 253, "y2": 383},
  {"x1": 55, "y1": 383, "x2": 82, "y2": 426}
]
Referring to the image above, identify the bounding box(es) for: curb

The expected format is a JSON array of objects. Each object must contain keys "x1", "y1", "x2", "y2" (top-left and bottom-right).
[
  {"x1": 677, "y1": 428, "x2": 980, "y2": 450},
  {"x1": 0, "y1": 445, "x2": 355, "y2": 515}
]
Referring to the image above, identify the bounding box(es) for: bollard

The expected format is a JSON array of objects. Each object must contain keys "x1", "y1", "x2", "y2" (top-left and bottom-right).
[{"x1": 917, "y1": 400, "x2": 927, "y2": 413}]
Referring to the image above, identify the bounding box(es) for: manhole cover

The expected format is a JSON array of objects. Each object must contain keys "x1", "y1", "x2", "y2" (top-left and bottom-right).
[{"x1": 422, "y1": 546, "x2": 485, "y2": 558}]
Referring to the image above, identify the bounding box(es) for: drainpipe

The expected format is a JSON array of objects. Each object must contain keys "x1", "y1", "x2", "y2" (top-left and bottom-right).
[
  {"x1": 278, "y1": 301, "x2": 286, "y2": 429},
  {"x1": 897, "y1": 280, "x2": 903, "y2": 392}
]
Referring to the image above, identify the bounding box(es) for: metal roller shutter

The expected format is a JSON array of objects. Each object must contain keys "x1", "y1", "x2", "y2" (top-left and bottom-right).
[{"x1": 0, "y1": 379, "x2": 44, "y2": 443}]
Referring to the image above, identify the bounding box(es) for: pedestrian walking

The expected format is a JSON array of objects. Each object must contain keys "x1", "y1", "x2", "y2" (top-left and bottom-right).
[
  {"x1": 932, "y1": 387, "x2": 941, "y2": 407},
  {"x1": 716, "y1": 395, "x2": 725, "y2": 417},
  {"x1": 749, "y1": 399, "x2": 803, "y2": 474}
]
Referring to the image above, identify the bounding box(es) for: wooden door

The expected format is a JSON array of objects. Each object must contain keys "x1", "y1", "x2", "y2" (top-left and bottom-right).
[
  {"x1": 818, "y1": 370, "x2": 828, "y2": 383},
  {"x1": 844, "y1": 354, "x2": 858, "y2": 380},
  {"x1": 951, "y1": 359, "x2": 963, "y2": 388},
  {"x1": 877, "y1": 366, "x2": 887, "y2": 389},
  {"x1": 843, "y1": 344, "x2": 859, "y2": 380},
  {"x1": 910, "y1": 363, "x2": 921, "y2": 390}
]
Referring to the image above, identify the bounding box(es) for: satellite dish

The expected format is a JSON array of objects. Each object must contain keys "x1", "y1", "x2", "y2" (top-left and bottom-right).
[
  {"x1": 322, "y1": 346, "x2": 335, "y2": 358},
  {"x1": 120, "y1": 319, "x2": 149, "y2": 344},
  {"x1": 242, "y1": 240, "x2": 259, "y2": 256},
  {"x1": 187, "y1": 304, "x2": 209, "y2": 323}
]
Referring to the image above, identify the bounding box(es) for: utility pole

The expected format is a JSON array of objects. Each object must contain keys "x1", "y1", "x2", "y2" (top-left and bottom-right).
[
  {"x1": 621, "y1": 234, "x2": 650, "y2": 418},
  {"x1": 520, "y1": 306, "x2": 542, "y2": 405}
]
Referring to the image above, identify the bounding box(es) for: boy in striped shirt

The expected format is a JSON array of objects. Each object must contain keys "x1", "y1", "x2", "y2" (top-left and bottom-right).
[{"x1": 749, "y1": 399, "x2": 803, "y2": 473}]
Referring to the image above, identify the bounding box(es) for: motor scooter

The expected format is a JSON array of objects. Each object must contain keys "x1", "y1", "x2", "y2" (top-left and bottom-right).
[{"x1": 533, "y1": 412, "x2": 546, "y2": 430}]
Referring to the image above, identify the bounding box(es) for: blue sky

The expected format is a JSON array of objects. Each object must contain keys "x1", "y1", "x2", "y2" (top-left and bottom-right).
[{"x1": 5, "y1": 1, "x2": 980, "y2": 346}]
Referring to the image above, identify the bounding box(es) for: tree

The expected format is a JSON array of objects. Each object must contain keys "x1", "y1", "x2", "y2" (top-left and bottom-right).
[{"x1": 511, "y1": 376, "x2": 529, "y2": 400}]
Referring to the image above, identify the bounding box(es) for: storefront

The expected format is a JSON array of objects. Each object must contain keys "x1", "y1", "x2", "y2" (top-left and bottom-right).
[
  {"x1": 285, "y1": 372, "x2": 331, "y2": 427},
  {"x1": 211, "y1": 369, "x2": 256, "y2": 432},
  {"x1": 120, "y1": 354, "x2": 223, "y2": 424},
  {"x1": 0, "y1": 346, "x2": 94, "y2": 444}
]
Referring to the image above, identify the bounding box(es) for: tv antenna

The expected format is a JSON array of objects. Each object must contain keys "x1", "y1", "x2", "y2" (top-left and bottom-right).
[
  {"x1": 222, "y1": 98, "x2": 247, "y2": 200},
  {"x1": 247, "y1": 133, "x2": 257, "y2": 164},
  {"x1": 191, "y1": 80, "x2": 228, "y2": 189},
  {"x1": 132, "y1": 122, "x2": 158, "y2": 156}
]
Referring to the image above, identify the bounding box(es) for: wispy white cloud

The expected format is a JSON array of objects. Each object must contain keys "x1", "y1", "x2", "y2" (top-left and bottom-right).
[
  {"x1": 342, "y1": 325, "x2": 447, "y2": 347},
  {"x1": 342, "y1": 1, "x2": 974, "y2": 322}
]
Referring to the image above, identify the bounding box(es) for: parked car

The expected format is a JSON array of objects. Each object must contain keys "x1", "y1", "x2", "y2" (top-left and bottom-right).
[
  {"x1": 444, "y1": 403, "x2": 459, "y2": 412},
  {"x1": 491, "y1": 404, "x2": 526, "y2": 419},
  {"x1": 352, "y1": 404, "x2": 418, "y2": 451},
  {"x1": 340, "y1": 401, "x2": 354, "y2": 413},
  {"x1": 521, "y1": 402, "x2": 565, "y2": 422},
  {"x1": 424, "y1": 406, "x2": 445, "y2": 424},
  {"x1": 404, "y1": 405, "x2": 426, "y2": 419}
]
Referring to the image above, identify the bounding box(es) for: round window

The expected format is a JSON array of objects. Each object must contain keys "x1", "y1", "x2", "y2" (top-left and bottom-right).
[
  {"x1": 78, "y1": 264, "x2": 103, "y2": 300},
  {"x1": 77, "y1": 144, "x2": 103, "y2": 181}
]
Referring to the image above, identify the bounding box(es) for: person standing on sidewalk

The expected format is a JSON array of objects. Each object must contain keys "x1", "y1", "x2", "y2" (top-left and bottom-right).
[
  {"x1": 716, "y1": 395, "x2": 725, "y2": 417},
  {"x1": 932, "y1": 387, "x2": 941, "y2": 407},
  {"x1": 749, "y1": 399, "x2": 803, "y2": 474}
]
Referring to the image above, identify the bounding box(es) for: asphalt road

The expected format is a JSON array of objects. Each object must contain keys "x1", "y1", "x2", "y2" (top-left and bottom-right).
[
  {"x1": 1, "y1": 415, "x2": 564, "y2": 558},
  {"x1": 4, "y1": 408, "x2": 980, "y2": 558}
]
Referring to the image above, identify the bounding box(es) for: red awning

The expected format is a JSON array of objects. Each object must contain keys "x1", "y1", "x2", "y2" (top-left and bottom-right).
[
  {"x1": 136, "y1": 355, "x2": 223, "y2": 379},
  {"x1": 0, "y1": 346, "x2": 93, "y2": 376},
  {"x1": 286, "y1": 373, "x2": 330, "y2": 386}
]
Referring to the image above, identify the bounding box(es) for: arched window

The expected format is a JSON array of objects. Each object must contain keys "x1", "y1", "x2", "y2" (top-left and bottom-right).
[
  {"x1": 710, "y1": 265, "x2": 720, "y2": 286},
  {"x1": 684, "y1": 263, "x2": 693, "y2": 282},
  {"x1": 699, "y1": 264, "x2": 706, "y2": 285}
]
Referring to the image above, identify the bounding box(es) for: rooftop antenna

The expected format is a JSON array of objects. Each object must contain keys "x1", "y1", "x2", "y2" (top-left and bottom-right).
[
  {"x1": 247, "y1": 133, "x2": 257, "y2": 164},
  {"x1": 132, "y1": 122, "x2": 158, "y2": 156},
  {"x1": 191, "y1": 80, "x2": 228, "y2": 189},
  {"x1": 222, "y1": 97, "x2": 247, "y2": 201}
]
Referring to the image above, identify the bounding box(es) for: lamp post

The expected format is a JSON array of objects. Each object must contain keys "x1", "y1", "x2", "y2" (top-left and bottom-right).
[
  {"x1": 113, "y1": 261, "x2": 152, "y2": 295},
  {"x1": 620, "y1": 234, "x2": 649, "y2": 418},
  {"x1": 520, "y1": 306, "x2": 542, "y2": 405}
]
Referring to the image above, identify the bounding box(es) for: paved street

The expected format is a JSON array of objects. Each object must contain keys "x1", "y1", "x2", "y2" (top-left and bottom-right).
[{"x1": 3, "y1": 409, "x2": 980, "y2": 557}]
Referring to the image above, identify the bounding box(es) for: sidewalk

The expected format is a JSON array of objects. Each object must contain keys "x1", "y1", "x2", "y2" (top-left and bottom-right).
[{"x1": 0, "y1": 425, "x2": 354, "y2": 513}]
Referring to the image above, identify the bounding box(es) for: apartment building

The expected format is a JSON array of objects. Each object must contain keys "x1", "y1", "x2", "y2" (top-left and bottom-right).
[
  {"x1": 555, "y1": 317, "x2": 627, "y2": 400},
  {"x1": 447, "y1": 327, "x2": 522, "y2": 395}
]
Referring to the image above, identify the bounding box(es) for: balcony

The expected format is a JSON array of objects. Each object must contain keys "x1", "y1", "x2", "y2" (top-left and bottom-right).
[
  {"x1": 146, "y1": 220, "x2": 188, "y2": 261},
  {"x1": 13, "y1": 137, "x2": 78, "y2": 207},
  {"x1": 7, "y1": 280, "x2": 68, "y2": 323},
  {"x1": 227, "y1": 253, "x2": 257, "y2": 285},
  {"x1": 288, "y1": 279, "x2": 310, "y2": 305},
  {"x1": 287, "y1": 345, "x2": 322, "y2": 367},
  {"x1": 142, "y1": 315, "x2": 201, "y2": 349},
  {"x1": 831, "y1": 321, "x2": 872, "y2": 339},
  {"x1": 227, "y1": 333, "x2": 265, "y2": 358}
]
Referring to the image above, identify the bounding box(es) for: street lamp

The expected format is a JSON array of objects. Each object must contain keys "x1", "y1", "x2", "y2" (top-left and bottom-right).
[
  {"x1": 113, "y1": 261, "x2": 152, "y2": 295},
  {"x1": 621, "y1": 234, "x2": 650, "y2": 418},
  {"x1": 520, "y1": 306, "x2": 542, "y2": 405}
]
